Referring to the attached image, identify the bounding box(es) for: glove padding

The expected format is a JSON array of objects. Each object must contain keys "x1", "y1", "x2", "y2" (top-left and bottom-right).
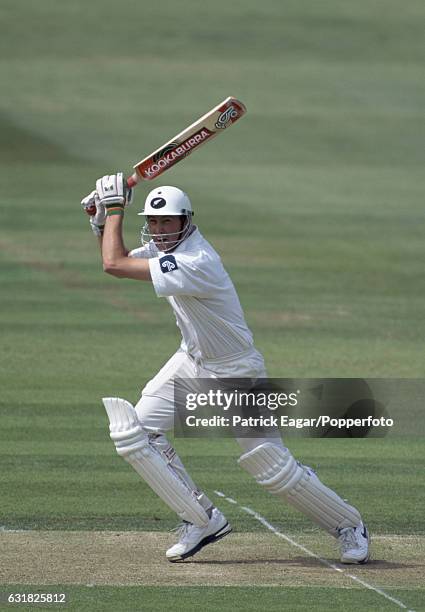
[
  {"x1": 95, "y1": 173, "x2": 133, "y2": 207},
  {"x1": 81, "y1": 190, "x2": 106, "y2": 237}
]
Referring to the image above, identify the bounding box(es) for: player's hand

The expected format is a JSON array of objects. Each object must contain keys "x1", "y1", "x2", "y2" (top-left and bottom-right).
[
  {"x1": 81, "y1": 190, "x2": 106, "y2": 237},
  {"x1": 81, "y1": 189, "x2": 99, "y2": 216},
  {"x1": 95, "y1": 173, "x2": 134, "y2": 210}
]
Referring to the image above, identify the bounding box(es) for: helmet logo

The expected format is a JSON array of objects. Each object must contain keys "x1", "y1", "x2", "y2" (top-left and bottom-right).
[{"x1": 150, "y1": 197, "x2": 166, "y2": 209}]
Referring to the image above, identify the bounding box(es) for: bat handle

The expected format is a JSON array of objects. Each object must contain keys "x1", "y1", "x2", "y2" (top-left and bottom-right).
[{"x1": 126, "y1": 172, "x2": 140, "y2": 188}]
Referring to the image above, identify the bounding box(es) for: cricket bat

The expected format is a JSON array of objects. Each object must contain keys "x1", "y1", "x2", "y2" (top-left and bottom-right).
[{"x1": 126, "y1": 96, "x2": 246, "y2": 187}]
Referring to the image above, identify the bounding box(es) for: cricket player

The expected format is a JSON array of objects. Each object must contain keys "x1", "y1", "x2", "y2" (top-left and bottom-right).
[{"x1": 82, "y1": 173, "x2": 370, "y2": 564}]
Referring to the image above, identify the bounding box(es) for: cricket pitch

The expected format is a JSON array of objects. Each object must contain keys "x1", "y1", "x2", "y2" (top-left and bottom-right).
[{"x1": 0, "y1": 531, "x2": 423, "y2": 589}]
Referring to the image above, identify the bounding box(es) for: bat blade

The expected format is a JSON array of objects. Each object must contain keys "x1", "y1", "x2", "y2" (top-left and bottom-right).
[{"x1": 127, "y1": 97, "x2": 246, "y2": 187}]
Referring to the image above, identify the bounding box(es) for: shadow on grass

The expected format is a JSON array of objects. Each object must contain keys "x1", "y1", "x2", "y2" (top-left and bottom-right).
[
  {"x1": 192, "y1": 558, "x2": 420, "y2": 570},
  {"x1": 0, "y1": 112, "x2": 83, "y2": 164}
]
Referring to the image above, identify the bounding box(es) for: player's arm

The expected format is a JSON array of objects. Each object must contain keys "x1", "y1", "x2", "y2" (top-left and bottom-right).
[
  {"x1": 102, "y1": 213, "x2": 151, "y2": 281},
  {"x1": 96, "y1": 174, "x2": 152, "y2": 281}
]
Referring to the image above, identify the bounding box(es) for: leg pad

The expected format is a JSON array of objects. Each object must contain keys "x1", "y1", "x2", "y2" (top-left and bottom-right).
[
  {"x1": 238, "y1": 442, "x2": 361, "y2": 536},
  {"x1": 103, "y1": 397, "x2": 209, "y2": 528}
]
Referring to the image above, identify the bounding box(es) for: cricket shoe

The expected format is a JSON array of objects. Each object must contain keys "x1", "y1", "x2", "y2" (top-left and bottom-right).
[
  {"x1": 338, "y1": 522, "x2": 370, "y2": 564},
  {"x1": 166, "y1": 508, "x2": 232, "y2": 562}
]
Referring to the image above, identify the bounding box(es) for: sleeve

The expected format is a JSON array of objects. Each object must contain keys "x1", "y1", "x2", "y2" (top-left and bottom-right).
[
  {"x1": 129, "y1": 243, "x2": 158, "y2": 259},
  {"x1": 149, "y1": 251, "x2": 218, "y2": 298}
]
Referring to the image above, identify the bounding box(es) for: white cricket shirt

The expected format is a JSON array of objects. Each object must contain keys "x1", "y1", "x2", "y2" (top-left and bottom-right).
[{"x1": 129, "y1": 228, "x2": 255, "y2": 361}]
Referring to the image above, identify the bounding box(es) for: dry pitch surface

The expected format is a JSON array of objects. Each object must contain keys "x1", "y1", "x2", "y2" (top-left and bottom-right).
[{"x1": 1, "y1": 531, "x2": 423, "y2": 590}]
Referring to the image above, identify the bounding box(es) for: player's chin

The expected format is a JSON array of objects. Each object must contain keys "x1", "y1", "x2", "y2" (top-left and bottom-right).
[
  {"x1": 154, "y1": 240, "x2": 167, "y2": 251},
  {"x1": 156, "y1": 240, "x2": 177, "y2": 252}
]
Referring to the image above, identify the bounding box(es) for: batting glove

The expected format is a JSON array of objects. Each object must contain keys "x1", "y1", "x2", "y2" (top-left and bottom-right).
[
  {"x1": 96, "y1": 173, "x2": 134, "y2": 216},
  {"x1": 81, "y1": 190, "x2": 106, "y2": 237}
]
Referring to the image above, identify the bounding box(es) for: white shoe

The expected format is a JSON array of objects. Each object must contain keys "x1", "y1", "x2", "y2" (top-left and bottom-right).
[
  {"x1": 166, "y1": 508, "x2": 232, "y2": 562},
  {"x1": 338, "y1": 522, "x2": 370, "y2": 564}
]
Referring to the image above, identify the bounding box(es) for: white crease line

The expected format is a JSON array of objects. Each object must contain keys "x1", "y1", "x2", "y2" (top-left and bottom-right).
[
  {"x1": 0, "y1": 526, "x2": 25, "y2": 533},
  {"x1": 214, "y1": 491, "x2": 415, "y2": 612}
]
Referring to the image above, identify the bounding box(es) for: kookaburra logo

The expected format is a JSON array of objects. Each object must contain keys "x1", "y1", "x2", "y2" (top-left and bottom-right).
[
  {"x1": 160, "y1": 255, "x2": 178, "y2": 273},
  {"x1": 215, "y1": 105, "x2": 238, "y2": 129}
]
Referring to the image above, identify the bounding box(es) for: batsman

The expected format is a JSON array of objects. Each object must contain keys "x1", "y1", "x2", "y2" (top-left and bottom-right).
[{"x1": 81, "y1": 174, "x2": 370, "y2": 564}]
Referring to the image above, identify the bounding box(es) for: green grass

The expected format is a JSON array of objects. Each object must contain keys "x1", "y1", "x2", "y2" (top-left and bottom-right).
[
  {"x1": 0, "y1": 0, "x2": 424, "y2": 610},
  {"x1": 1, "y1": 402, "x2": 424, "y2": 534},
  {"x1": 1, "y1": 586, "x2": 424, "y2": 612}
]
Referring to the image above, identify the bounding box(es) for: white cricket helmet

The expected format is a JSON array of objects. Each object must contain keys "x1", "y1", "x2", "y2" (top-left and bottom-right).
[
  {"x1": 139, "y1": 186, "x2": 193, "y2": 216},
  {"x1": 138, "y1": 186, "x2": 194, "y2": 252}
]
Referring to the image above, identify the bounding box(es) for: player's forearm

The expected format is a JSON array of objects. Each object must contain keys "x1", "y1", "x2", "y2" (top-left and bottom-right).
[
  {"x1": 102, "y1": 213, "x2": 128, "y2": 272},
  {"x1": 85, "y1": 174, "x2": 151, "y2": 281}
]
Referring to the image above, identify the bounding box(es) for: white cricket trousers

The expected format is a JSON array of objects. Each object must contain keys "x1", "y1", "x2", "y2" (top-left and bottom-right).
[
  {"x1": 132, "y1": 350, "x2": 363, "y2": 537},
  {"x1": 135, "y1": 348, "x2": 285, "y2": 454}
]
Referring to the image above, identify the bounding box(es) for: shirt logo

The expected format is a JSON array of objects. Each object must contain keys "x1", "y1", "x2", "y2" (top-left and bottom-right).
[{"x1": 160, "y1": 255, "x2": 178, "y2": 273}]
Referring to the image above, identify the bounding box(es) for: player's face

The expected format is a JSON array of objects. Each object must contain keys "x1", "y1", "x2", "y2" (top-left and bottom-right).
[{"x1": 147, "y1": 215, "x2": 184, "y2": 251}]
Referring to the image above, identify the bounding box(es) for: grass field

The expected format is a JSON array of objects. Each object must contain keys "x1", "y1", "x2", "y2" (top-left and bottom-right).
[{"x1": 1, "y1": 1, "x2": 424, "y2": 610}]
